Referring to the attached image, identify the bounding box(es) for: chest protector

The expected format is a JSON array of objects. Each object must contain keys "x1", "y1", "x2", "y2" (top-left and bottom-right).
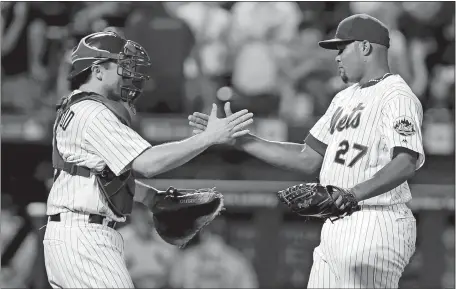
[{"x1": 52, "y1": 91, "x2": 136, "y2": 217}]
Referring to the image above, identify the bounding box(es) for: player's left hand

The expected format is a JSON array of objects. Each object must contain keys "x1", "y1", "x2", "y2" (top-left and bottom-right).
[
  {"x1": 277, "y1": 183, "x2": 360, "y2": 220},
  {"x1": 188, "y1": 102, "x2": 244, "y2": 146},
  {"x1": 188, "y1": 111, "x2": 209, "y2": 135},
  {"x1": 329, "y1": 185, "x2": 359, "y2": 211}
]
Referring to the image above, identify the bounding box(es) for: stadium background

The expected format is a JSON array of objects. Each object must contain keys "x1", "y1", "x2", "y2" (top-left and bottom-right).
[{"x1": 1, "y1": 2, "x2": 454, "y2": 288}]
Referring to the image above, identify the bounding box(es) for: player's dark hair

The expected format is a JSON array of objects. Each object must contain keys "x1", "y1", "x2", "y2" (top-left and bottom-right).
[
  {"x1": 69, "y1": 68, "x2": 92, "y2": 91},
  {"x1": 69, "y1": 61, "x2": 113, "y2": 91}
]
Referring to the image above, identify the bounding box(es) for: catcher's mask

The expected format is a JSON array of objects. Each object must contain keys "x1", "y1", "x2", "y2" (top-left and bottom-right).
[{"x1": 69, "y1": 31, "x2": 151, "y2": 110}]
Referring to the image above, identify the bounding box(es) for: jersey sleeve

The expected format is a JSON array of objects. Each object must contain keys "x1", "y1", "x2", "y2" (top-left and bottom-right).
[
  {"x1": 86, "y1": 108, "x2": 151, "y2": 176},
  {"x1": 380, "y1": 94, "x2": 425, "y2": 170},
  {"x1": 305, "y1": 94, "x2": 340, "y2": 156}
]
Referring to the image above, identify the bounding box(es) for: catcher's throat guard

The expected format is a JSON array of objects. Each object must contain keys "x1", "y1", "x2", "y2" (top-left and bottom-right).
[{"x1": 135, "y1": 180, "x2": 224, "y2": 248}]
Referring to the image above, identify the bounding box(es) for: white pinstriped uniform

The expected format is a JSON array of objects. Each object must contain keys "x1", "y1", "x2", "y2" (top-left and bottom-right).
[
  {"x1": 306, "y1": 75, "x2": 424, "y2": 288},
  {"x1": 44, "y1": 90, "x2": 151, "y2": 288}
]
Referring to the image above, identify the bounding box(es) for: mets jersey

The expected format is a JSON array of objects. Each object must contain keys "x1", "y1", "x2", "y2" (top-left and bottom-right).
[
  {"x1": 307, "y1": 74, "x2": 425, "y2": 206},
  {"x1": 47, "y1": 90, "x2": 151, "y2": 222}
]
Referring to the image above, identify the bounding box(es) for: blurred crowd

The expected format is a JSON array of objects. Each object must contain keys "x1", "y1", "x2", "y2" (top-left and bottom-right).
[
  {"x1": 1, "y1": 2, "x2": 454, "y2": 125},
  {"x1": 119, "y1": 203, "x2": 258, "y2": 289},
  {"x1": 1, "y1": 3, "x2": 454, "y2": 288},
  {"x1": 1, "y1": 195, "x2": 259, "y2": 289}
]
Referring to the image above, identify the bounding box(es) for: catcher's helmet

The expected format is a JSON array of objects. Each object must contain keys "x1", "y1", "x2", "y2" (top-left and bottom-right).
[{"x1": 69, "y1": 31, "x2": 151, "y2": 105}]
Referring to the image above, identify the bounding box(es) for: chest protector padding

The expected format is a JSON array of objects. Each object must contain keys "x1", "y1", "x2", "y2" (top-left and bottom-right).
[{"x1": 52, "y1": 91, "x2": 136, "y2": 217}]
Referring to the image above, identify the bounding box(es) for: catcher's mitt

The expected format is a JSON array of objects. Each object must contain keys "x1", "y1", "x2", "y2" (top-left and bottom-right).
[
  {"x1": 277, "y1": 183, "x2": 360, "y2": 220},
  {"x1": 147, "y1": 186, "x2": 224, "y2": 248}
]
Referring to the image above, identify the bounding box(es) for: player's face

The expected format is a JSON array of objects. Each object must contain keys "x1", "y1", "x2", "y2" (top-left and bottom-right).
[
  {"x1": 100, "y1": 61, "x2": 124, "y2": 100},
  {"x1": 335, "y1": 41, "x2": 363, "y2": 84},
  {"x1": 100, "y1": 59, "x2": 147, "y2": 104}
]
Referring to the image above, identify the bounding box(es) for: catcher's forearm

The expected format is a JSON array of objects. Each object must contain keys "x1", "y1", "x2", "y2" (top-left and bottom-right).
[
  {"x1": 132, "y1": 133, "x2": 212, "y2": 178},
  {"x1": 351, "y1": 152, "x2": 417, "y2": 201},
  {"x1": 236, "y1": 133, "x2": 321, "y2": 174}
]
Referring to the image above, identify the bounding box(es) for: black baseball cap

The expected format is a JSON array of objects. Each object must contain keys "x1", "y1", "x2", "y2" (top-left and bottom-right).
[{"x1": 319, "y1": 14, "x2": 390, "y2": 50}]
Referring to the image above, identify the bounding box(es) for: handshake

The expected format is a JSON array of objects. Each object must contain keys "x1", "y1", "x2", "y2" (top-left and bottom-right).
[{"x1": 188, "y1": 102, "x2": 253, "y2": 145}]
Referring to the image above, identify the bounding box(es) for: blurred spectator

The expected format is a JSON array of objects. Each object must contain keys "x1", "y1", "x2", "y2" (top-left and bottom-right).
[
  {"x1": 277, "y1": 19, "x2": 336, "y2": 124},
  {"x1": 349, "y1": 3, "x2": 413, "y2": 82},
  {"x1": 28, "y1": 2, "x2": 75, "y2": 112},
  {"x1": 124, "y1": 2, "x2": 195, "y2": 114},
  {"x1": 1, "y1": 194, "x2": 37, "y2": 288},
  {"x1": 118, "y1": 202, "x2": 178, "y2": 288},
  {"x1": 407, "y1": 37, "x2": 437, "y2": 100},
  {"x1": 167, "y1": 2, "x2": 231, "y2": 77},
  {"x1": 1, "y1": 2, "x2": 28, "y2": 60},
  {"x1": 349, "y1": 2, "x2": 439, "y2": 100},
  {"x1": 400, "y1": 2, "x2": 447, "y2": 40},
  {"x1": 53, "y1": 3, "x2": 130, "y2": 99},
  {"x1": 399, "y1": 2, "x2": 454, "y2": 98},
  {"x1": 422, "y1": 63, "x2": 455, "y2": 155},
  {"x1": 228, "y1": 2, "x2": 302, "y2": 116},
  {"x1": 442, "y1": 14, "x2": 455, "y2": 65},
  {"x1": 164, "y1": 2, "x2": 231, "y2": 114},
  {"x1": 428, "y1": 65, "x2": 455, "y2": 110},
  {"x1": 169, "y1": 217, "x2": 259, "y2": 288},
  {"x1": 33, "y1": 161, "x2": 54, "y2": 192},
  {"x1": 71, "y1": 2, "x2": 131, "y2": 36},
  {"x1": 1, "y1": 2, "x2": 43, "y2": 114},
  {"x1": 442, "y1": 226, "x2": 455, "y2": 288},
  {"x1": 283, "y1": 20, "x2": 333, "y2": 82},
  {"x1": 229, "y1": 2, "x2": 302, "y2": 47}
]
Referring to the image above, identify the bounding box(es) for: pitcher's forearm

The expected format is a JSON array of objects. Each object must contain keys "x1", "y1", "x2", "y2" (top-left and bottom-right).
[
  {"x1": 352, "y1": 152, "x2": 417, "y2": 201},
  {"x1": 236, "y1": 134, "x2": 320, "y2": 174}
]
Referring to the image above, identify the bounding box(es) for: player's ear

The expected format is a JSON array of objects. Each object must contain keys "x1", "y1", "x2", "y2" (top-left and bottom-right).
[
  {"x1": 91, "y1": 64, "x2": 103, "y2": 81},
  {"x1": 359, "y1": 40, "x2": 372, "y2": 56}
]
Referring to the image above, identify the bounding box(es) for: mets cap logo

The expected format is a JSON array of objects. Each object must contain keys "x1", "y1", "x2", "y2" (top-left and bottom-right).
[{"x1": 393, "y1": 116, "x2": 416, "y2": 136}]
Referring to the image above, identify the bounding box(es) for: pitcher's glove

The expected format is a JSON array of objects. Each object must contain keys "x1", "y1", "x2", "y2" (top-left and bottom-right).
[
  {"x1": 149, "y1": 186, "x2": 224, "y2": 248},
  {"x1": 277, "y1": 183, "x2": 360, "y2": 221}
]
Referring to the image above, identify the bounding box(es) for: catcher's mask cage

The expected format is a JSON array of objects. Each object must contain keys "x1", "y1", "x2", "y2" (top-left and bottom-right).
[{"x1": 69, "y1": 31, "x2": 151, "y2": 111}]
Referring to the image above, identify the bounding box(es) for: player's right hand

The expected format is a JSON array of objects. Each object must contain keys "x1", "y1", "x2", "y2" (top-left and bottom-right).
[
  {"x1": 196, "y1": 103, "x2": 253, "y2": 145},
  {"x1": 188, "y1": 102, "x2": 235, "y2": 134},
  {"x1": 188, "y1": 102, "x2": 240, "y2": 146}
]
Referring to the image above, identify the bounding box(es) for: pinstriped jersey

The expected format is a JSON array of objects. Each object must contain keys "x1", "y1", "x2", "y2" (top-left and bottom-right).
[
  {"x1": 308, "y1": 75, "x2": 425, "y2": 206},
  {"x1": 47, "y1": 91, "x2": 151, "y2": 222}
]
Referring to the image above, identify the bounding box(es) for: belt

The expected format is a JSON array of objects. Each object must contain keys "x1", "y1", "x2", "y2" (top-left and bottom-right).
[{"x1": 49, "y1": 213, "x2": 117, "y2": 229}]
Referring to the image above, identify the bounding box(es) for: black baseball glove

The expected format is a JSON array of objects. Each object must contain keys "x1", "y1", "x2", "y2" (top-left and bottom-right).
[
  {"x1": 277, "y1": 183, "x2": 360, "y2": 221},
  {"x1": 135, "y1": 181, "x2": 224, "y2": 248}
]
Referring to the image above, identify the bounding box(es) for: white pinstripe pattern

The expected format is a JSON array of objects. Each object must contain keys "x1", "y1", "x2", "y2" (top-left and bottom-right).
[
  {"x1": 307, "y1": 75, "x2": 422, "y2": 288},
  {"x1": 47, "y1": 91, "x2": 151, "y2": 222},
  {"x1": 46, "y1": 91, "x2": 151, "y2": 288},
  {"x1": 309, "y1": 204, "x2": 416, "y2": 288},
  {"x1": 44, "y1": 212, "x2": 134, "y2": 288},
  {"x1": 310, "y1": 75, "x2": 424, "y2": 206},
  {"x1": 307, "y1": 247, "x2": 338, "y2": 288}
]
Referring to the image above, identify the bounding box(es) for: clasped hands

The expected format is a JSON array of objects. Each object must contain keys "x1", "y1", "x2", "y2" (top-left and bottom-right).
[{"x1": 189, "y1": 102, "x2": 253, "y2": 145}]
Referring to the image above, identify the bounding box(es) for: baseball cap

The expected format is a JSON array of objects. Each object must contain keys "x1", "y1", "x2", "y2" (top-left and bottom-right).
[{"x1": 319, "y1": 14, "x2": 390, "y2": 50}]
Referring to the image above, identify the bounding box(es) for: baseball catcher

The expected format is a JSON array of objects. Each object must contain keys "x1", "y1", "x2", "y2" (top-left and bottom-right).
[
  {"x1": 135, "y1": 180, "x2": 224, "y2": 247},
  {"x1": 277, "y1": 183, "x2": 360, "y2": 221},
  {"x1": 44, "y1": 28, "x2": 252, "y2": 289}
]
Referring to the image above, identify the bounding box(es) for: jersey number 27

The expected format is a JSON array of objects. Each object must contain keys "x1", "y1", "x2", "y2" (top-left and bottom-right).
[{"x1": 334, "y1": 140, "x2": 368, "y2": 167}]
